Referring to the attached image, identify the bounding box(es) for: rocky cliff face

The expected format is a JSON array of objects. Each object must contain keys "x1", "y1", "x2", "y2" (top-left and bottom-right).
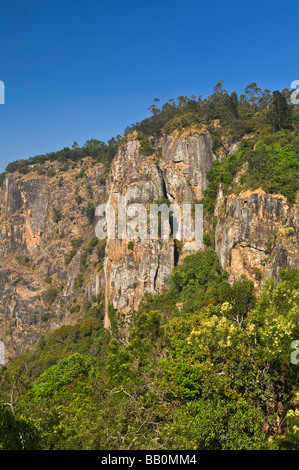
[
  {"x1": 104, "y1": 130, "x2": 215, "y2": 328},
  {"x1": 215, "y1": 189, "x2": 299, "y2": 286},
  {"x1": 104, "y1": 133, "x2": 173, "y2": 328},
  {"x1": 160, "y1": 130, "x2": 215, "y2": 202},
  {"x1": 0, "y1": 160, "x2": 107, "y2": 362},
  {"x1": 0, "y1": 129, "x2": 298, "y2": 362}
]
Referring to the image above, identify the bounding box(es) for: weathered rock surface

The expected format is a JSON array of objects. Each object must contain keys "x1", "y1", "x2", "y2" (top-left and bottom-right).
[
  {"x1": 104, "y1": 130, "x2": 215, "y2": 327},
  {"x1": 0, "y1": 128, "x2": 297, "y2": 362},
  {"x1": 161, "y1": 130, "x2": 216, "y2": 201},
  {"x1": 215, "y1": 189, "x2": 299, "y2": 285},
  {"x1": 0, "y1": 159, "x2": 107, "y2": 362}
]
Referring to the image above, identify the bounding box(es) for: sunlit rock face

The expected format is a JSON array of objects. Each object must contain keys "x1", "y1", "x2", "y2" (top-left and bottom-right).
[
  {"x1": 1, "y1": 125, "x2": 297, "y2": 362},
  {"x1": 215, "y1": 190, "x2": 299, "y2": 286},
  {"x1": 104, "y1": 130, "x2": 216, "y2": 327}
]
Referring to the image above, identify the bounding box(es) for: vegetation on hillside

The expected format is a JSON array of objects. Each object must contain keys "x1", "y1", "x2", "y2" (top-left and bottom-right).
[
  {"x1": 0, "y1": 251, "x2": 298, "y2": 450},
  {"x1": 126, "y1": 81, "x2": 298, "y2": 141},
  {"x1": 4, "y1": 137, "x2": 121, "y2": 176},
  {"x1": 203, "y1": 130, "x2": 299, "y2": 213},
  {"x1": 3, "y1": 82, "x2": 298, "y2": 218}
]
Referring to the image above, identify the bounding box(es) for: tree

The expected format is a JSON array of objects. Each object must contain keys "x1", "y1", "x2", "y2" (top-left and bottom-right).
[
  {"x1": 0, "y1": 405, "x2": 40, "y2": 449},
  {"x1": 227, "y1": 91, "x2": 239, "y2": 118},
  {"x1": 221, "y1": 276, "x2": 256, "y2": 327},
  {"x1": 245, "y1": 82, "x2": 262, "y2": 111},
  {"x1": 148, "y1": 98, "x2": 161, "y2": 115},
  {"x1": 213, "y1": 79, "x2": 224, "y2": 95},
  {"x1": 269, "y1": 90, "x2": 291, "y2": 130}
]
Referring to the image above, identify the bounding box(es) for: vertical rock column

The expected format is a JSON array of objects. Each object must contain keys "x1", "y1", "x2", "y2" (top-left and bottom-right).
[{"x1": 104, "y1": 133, "x2": 174, "y2": 328}]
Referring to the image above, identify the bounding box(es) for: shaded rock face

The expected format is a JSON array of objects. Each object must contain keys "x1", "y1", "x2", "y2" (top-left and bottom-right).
[
  {"x1": 215, "y1": 190, "x2": 299, "y2": 285},
  {"x1": 104, "y1": 131, "x2": 215, "y2": 328},
  {"x1": 0, "y1": 160, "x2": 107, "y2": 362}
]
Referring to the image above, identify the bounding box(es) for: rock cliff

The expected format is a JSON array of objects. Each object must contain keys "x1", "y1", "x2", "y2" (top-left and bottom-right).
[
  {"x1": 0, "y1": 129, "x2": 298, "y2": 362},
  {"x1": 0, "y1": 160, "x2": 107, "y2": 361},
  {"x1": 104, "y1": 130, "x2": 215, "y2": 328},
  {"x1": 215, "y1": 189, "x2": 299, "y2": 286}
]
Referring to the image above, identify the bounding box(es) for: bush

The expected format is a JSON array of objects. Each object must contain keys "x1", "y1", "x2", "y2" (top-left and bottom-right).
[
  {"x1": 88, "y1": 235, "x2": 98, "y2": 249},
  {"x1": 43, "y1": 287, "x2": 58, "y2": 304},
  {"x1": 85, "y1": 203, "x2": 95, "y2": 224},
  {"x1": 53, "y1": 208, "x2": 62, "y2": 223},
  {"x1": 64, "y1": 248, "x2": 77, "y2": 266},
  {"x1": 97, "y1": 240, "x2": 106, "y2": 259}
]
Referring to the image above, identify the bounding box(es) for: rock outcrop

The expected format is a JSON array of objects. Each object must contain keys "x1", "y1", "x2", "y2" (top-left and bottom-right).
[
  {"x1": 215, "y1": 189, "x2": 299, "y2": 285},
  {"x1": 0, "y1": 127, "x2": 298, "y2": 362},
  {"x1": 104, "y1": 130, "x2": 215, "y2": 327},
  {"x1": 160, "y1": 130, "x2": 215, "y2": 202},
  {"x1": 0, "y1": 160, "x2": 107, "y2": 362}
]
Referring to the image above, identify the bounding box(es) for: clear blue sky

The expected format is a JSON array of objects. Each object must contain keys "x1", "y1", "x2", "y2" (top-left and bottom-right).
[{"x1": 0, "y1": 0, "x2": 297, "y2": 172}]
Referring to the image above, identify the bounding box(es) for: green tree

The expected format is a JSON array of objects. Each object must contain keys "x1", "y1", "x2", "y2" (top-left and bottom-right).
[{"x1": 269, "y1": 90, "x2": 291, "y2": 130}]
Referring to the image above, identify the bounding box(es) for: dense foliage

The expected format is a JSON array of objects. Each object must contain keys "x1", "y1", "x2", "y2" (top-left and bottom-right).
[
  {"x1": 126, "y1": 81, "x2": 297, "y2": 140},
  {"x1": 4, "y1": 137, "x2": 121, "y2": 175},
  {"x1": 0, "y1": 252, "x2": 298, "y2": 450},
  {"x1": 203, "y1": 130, "x2": 299, "y2": 213}
]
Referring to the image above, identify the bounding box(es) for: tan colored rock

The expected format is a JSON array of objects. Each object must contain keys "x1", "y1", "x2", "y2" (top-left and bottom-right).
[
  {"x1": 104, "y1": 130, "x2": 215, "y2": 327},
  {"x1": 215, "y1": 189, "x2": 299, "y2": 285},
  {"x1": 0, "y1": 159, "x2": 107, "y2": 362}
]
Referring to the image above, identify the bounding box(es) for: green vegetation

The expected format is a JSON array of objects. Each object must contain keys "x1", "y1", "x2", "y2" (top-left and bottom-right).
[
  {"x1": 5, "y1": 137, "x2": 121, "y2": 175},
  {"x1": 97, "y1": 239, "x2": 106, "y2": 260},
  {"x1": 0, "y1": 172, "x2": 6, "y2": 187},
  {"x1": 88, "y1": 235, "x2": 98, "y2": 249},
  {"x1": 2, "y1": 83, "x2": 298, "y2": 219},
  {"x1": 85, "y1": 203, "x2": 95, "y2": 224},
  {"x1": 0, "y1": 251, "x2": 298, "y2": 450},
  {"x1": 126, "y1": 83, "x2": 297, "y2": 141},
  {"x1": 202, "y1": 131, "x2": 299, "y2": 213},
  {"x1": 127, "y1": 241, "x2": 134, "y2": 251},
  {"x1": 42, "y1": 286, "x2": 58, "y2": 304}
]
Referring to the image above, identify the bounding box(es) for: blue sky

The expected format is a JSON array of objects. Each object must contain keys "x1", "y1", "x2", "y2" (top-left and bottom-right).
[{"x1": 0, "y1": 0, "x2": 297, "y2": 172}]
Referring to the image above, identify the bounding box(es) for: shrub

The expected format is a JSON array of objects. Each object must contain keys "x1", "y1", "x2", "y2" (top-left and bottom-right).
[
  {"x1": 43, "y1": 286, "x2": 58, "y2": 304},
  {"x1": 97, "y1": 240, "x2": 106, "y2": 259},
  {"x1": 64, "y1": 248, "x2": 77, "y2": 266},
  {"x1": 85, "y1": 203, "x2": 95, "y2": 224},
  {"x1": 88, "y1": 236, "x2": 98, "y2": 252},
  {"x1": 53, "y1": 208, "x2": 62, "y2": 223}
]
